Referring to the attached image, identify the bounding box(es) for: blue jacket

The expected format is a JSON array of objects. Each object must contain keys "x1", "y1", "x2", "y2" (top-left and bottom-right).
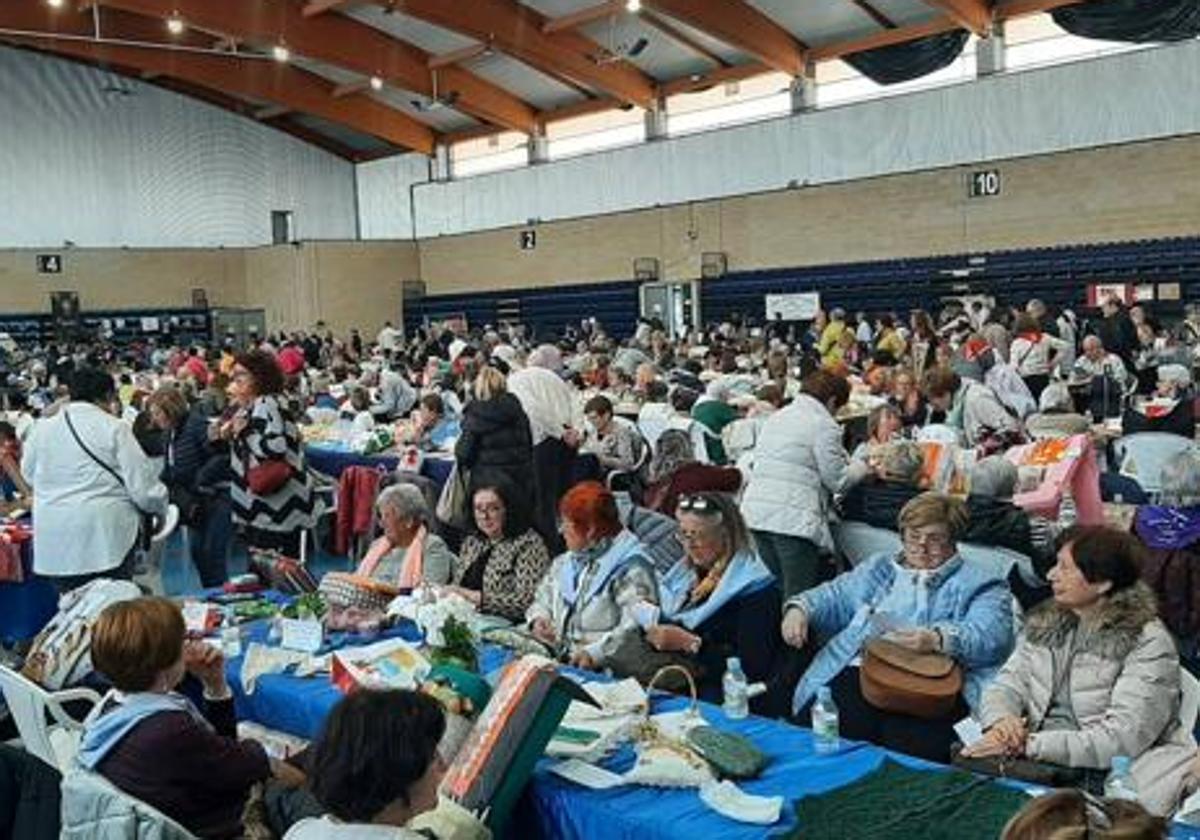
[{"x1": 790, "y1": 552, "x2": 1014, "y2": 714}]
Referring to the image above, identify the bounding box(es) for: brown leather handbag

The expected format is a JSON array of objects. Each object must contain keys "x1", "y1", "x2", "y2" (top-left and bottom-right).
[{"x1": 859, "y1": 638, "x2": 963, "y2": 719}]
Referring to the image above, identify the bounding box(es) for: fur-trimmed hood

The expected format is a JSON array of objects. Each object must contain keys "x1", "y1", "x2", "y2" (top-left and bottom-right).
[{"x1": 1024, "y1": 582, "x2": 1160, "y2": 661}]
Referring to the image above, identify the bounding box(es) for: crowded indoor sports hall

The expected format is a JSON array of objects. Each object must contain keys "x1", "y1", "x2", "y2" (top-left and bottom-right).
[{"x1": 2, "y1": 0, "x2": 1200, "y2": 837}]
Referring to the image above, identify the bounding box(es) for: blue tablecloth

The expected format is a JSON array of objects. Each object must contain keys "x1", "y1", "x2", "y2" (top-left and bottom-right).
[
  {"x1": 0, "y1": 535, "x2": 57, "y2": 644},
  {"x1": 304, "y1": 441, "x2": 454, "y2": 490},
  {"x1": 220, "y1": 622, "x2": 1200, "y2": 840}
]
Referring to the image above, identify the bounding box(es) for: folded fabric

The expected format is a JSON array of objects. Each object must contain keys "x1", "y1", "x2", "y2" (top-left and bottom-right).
[
  {"x1": 699, "y1": 780, "x2": 783, "y2": 825},
  {"x1": 240, "y1": 644, "x2": 311, "y2": 694}
]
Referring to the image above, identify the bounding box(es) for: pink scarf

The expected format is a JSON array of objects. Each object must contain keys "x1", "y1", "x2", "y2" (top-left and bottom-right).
[{"x1": 355, "y1": 526, "x2": 426, "y2": 589}]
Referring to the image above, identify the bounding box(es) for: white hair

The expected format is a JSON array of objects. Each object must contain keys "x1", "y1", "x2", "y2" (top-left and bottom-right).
[
  {"x1": 377, "y1": 484, "x2": 430, "y2": 524},
  {"x1": 970, "y1": 456, "x2": 1018, "y2": 500}
]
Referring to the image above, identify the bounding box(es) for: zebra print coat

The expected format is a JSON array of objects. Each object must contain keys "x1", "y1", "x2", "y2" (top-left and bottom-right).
[{"x1": 230, "y1": 394, "x2": 317, "y2": 535}]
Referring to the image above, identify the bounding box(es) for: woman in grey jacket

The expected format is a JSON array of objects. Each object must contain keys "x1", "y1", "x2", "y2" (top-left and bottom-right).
[{"x1": 967, "y1": 525, "x2": 1196, "y2": 816}]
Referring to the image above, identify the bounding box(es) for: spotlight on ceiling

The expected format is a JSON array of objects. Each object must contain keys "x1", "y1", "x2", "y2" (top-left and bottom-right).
[
  {"x1": 166, "y1": 15, "x2": 185, "y2": 35},
  {"x1": 626, "y1": 0, "x2": 641, "y2": 11},
  {"x1": 46, "y1": 0, "x2": 65, "y2": 8},
  {"x1": 272, "y1": 44, "x2": 290, "y2": 63},
  {"x1": 369, "y1": 75, "x2": 383, "y2": 91}
]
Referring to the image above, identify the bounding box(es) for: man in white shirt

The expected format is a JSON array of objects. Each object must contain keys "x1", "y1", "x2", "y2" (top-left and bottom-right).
[
  {"x1": 376, "y1": 321, "x2": 401, "y2": 352},
  {"x1": 1073, "y1": 335, "x2": 1131, "y2": 392},
  {"x1": 22, "y1": 367, "x2": 167, "y2": 591}
]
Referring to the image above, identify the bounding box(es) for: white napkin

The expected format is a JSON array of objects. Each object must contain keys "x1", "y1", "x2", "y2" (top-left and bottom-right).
[{"x1": 699, "y1": 780, "x2": 784, "y2": 825}]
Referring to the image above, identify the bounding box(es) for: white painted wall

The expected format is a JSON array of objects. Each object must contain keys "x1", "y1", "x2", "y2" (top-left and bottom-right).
[{"x1": 0, "y1": 47, "x2": 358, "y2": 248}]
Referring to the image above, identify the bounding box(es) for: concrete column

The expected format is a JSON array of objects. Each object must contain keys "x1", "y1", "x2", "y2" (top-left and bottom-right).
[
  {"x1": 431, "y1": 142, "x2": 450, "y2": 182},
  {"x1": 789, "y1": 62, "x2": 818, "y2": 113},
  {"x1": 977, "y1": 22, "x2": 1006, "y2": 77},
  {"x1": 644, "y1": 96, "x2": 668, "y2": 141},
  {"x1": 528, "y1": 130, "x2": 550, "y2": 165}
]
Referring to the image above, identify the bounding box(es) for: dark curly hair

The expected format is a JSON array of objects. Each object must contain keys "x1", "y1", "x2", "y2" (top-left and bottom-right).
[{"x1": 234, "y1": 349, "x2": 285, "y2": 396}]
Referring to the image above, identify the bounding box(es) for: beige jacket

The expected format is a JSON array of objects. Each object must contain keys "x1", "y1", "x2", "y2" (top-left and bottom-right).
[{"x1": 980, "y1": 583, "x2": 1196, "y2": 816}]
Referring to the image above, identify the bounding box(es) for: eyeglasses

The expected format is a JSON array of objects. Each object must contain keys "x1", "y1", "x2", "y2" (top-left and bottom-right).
[
  {"x1": 474, "y1": 504, "x2": 503, "y2": 515},
  {"x1": 903, "y1": 531, "x2": 952, "y2": 550},
  {"x1": 674, "y1": 529, "x2": 712, "y2": 546}
]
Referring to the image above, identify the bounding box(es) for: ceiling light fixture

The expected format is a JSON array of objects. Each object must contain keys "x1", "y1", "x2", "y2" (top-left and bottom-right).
[
  {"x1": 272, "y1": 43, "x2": 290, "y2": 63},
  {"x1": 369, "y1": 75, "x2": 383, "y2": 91},
  {"x1": 625, "y1": 0, "x2": 641, "y2": 12},
  {"x1": 46, "y1": 0, "x2": 65, "y2": 8},
  {"x1": 166, "y1": 15, "x2": 185, "y2": 35}
]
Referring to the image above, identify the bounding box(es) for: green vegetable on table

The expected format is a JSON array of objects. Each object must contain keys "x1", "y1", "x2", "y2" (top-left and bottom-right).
[
  {"x1": 281, "y1": 592, "x2": 328, "y2": 620},
  {"x1": 232, "y1": 600, "x2": 278, "y2": 621},
  {"x1": 428, "y1": 616, "x2": 478, "y2": 672}
]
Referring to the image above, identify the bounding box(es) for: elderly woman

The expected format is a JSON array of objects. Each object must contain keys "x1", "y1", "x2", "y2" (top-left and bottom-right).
[
  {"x1": 742, "y1": 370, "x2": 869, "y2": 599},
  {"x1": 526, "y1": 481, "x2": 659, "y2": 670},
  {"x1": 1134, "y1": 452, "x2": 1200, "y2": 655},
  {"x1": 966, "y1": 526, "x2": 1195, "y2": 817},
  {"x1": 220, "y1": 350, "x2": 317, "y2": 556},
  {"x1": 355, "y1": 484, "x2": 455, "y2": 589},
  {"x1": 443, "y1": 483, "x2": 552, "y2": 622},
  {"x1": 455, "y1": 365, "x2": 536, "y2": 530},
  {"x1": 642, "y1": 429, "x2": 742, "y2": 516},
  {"x1": 1024, "y1": 381, "x2": 1091, "y2": 440},
  {"x1": 644, "y1": 493, "x2": 789, "y2": 715},
  {"x1": 923, "y1": 366, "x2": 1021, "y2": 448},
  {"x1": 78, "y1": 598, "x2": 304, "y2": 838},
  {"x1": 582, "y1": 395, "x2": 642, "y2": 473},
  {"x1": 966, "y1": 456, "x2": 1058, "y2": 569},
  {"x1": 850, "y1": 403, "x2": 905, "y2": 465},
  {"x1": 838, "y1": 441, "x2": 925, "y2": 529},
  {"x1": 147, "y1": 386, "x2": 229, "y2": 587},
  {"x1": 784, "y1": 493, "x2": 1014, "y2": 762}
]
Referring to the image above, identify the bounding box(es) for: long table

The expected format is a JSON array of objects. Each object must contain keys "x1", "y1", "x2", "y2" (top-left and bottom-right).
[
  {"x1": 304, "y1": 440, "x2": 455, "y2": 488},
  {"x1": 218, "y1": 620, "x2": 1200, "y2": 839}
]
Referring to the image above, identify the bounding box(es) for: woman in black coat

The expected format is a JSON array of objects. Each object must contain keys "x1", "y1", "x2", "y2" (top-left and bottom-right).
[{"x1": 455, "y1": 366, "x2": 536, "y2": 528}]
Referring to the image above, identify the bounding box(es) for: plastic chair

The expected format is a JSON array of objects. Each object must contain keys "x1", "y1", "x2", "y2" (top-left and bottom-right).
[
  {"x1": 605, "y1": 418, "x2": 650, "y2": 493},
  {"x1": 1181, "y1": 668, "x2": 1200, "y2": 736},
  {"x1": 0, "y1": 665, "x2": 100, "y2": 773},
  {"x1": 832, "y1": 521, "x2": 902, "y2": 567},
  {"x1": 1113, "y1": 433, "x2": 1199, "y2": 497}
]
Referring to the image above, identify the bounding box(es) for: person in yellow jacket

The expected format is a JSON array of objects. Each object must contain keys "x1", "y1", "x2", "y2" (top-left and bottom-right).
[
  {"x1": 875, "y1": 313, "x2": 907, "y2": 361},
  {"x1": 816, "y1": 308, "x2": 847, "y2": 365}
]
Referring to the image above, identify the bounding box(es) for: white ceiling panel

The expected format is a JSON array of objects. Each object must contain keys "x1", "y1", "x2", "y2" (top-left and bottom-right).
[
  {"x1": 746, "y1": 0, "x2": 881, "y2": 47},
  {"x1": 344, "y1": 7, "x2": 478, "y2": 55},
  {"x1": 461, "y1": 52, "x2": 587, "y2": 110},
  {"x1": 579, "y1": 15, "x2": 716, "y2": 81}
]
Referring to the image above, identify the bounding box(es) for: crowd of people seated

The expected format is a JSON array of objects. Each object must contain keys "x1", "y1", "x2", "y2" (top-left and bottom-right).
[{"x1": 6, "y1": 293, "x2": 1200, "y2": 835}]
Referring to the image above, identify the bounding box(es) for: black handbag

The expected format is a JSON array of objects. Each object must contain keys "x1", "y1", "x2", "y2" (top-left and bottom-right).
[
  {"x1": 949, "y1": 743, "x2": 1106, "y2": 794},
  {"x1": 604, "y1": 631, "x2": 703, "y2": 692}
]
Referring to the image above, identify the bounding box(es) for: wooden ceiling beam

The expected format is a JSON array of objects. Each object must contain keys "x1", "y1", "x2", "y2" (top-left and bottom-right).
[
  {"x1": 0, "y1": 2, "x2": 436, "y2": 152},
  {"x1": 542, "y1": 1, "x2": 622, "y2": 34},
  {"x1": 809, "y1": 15, "x2": 960, "y2": 60},
  {"x1": 644, "y1": 0, "x2": 807, "y2": 76},
  {"x1": 375, "y1": 0, "x2": 657, "y2": 108},
  {"x1": 301, "y1": 0, "x2": 362, "y2": 17},
  {"x1": 88, "y1": 0, "x2": 538, "y2": 134},
  {"x1": 920, "y1": 0, "x2": 993, "y2": 35}
]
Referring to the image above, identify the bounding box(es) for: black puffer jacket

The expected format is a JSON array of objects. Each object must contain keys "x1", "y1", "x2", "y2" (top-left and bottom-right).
[{"x1": 455, "y1": 393, "x2": 535, "y2": 511}]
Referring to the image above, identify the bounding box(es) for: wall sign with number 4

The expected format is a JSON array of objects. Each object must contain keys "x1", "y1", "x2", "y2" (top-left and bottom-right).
[{"x1": 969, "y1": 170, "x2": 1001, "y2": 198}]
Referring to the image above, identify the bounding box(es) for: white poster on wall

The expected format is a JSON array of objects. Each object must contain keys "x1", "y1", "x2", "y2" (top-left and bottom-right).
[{"x1": 765, "y1": 292, "x2": 821, "y2": 322}]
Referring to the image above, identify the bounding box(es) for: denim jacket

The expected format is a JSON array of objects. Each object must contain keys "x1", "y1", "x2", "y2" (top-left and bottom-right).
[{"x1": 789, "y1": 552, "x2": 1015, "y2": 714}]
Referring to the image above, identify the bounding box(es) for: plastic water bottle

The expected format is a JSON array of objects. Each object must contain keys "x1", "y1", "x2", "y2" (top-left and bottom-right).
[
  {"x1": 812, "y1": 686, "x2": 840, "y2": 755},
  {"x1": 722, "y1": 657, "x2": 749, "y2": 720},
  {"x1": 220, "y1": 607, "x2": 242, "y2": 659},
  {"x1": 1104, "y1": 756, "x2": 1139, "y2": 802}
]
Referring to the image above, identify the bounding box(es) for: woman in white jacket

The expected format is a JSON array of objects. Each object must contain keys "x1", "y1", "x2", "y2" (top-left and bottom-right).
[
  {"x1": 740, "y1": 370, "x2": 867, "y2": 600},
  {"x1": 1010, "y1": 313, "x2": 1069, "y2": 402}
]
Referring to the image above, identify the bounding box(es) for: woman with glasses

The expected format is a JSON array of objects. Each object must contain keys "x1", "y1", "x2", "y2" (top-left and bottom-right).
[
  {"x1": 783, "y1": 492, "x2": 1014, "y2": 762},
  {"x1": 526, "y1": 481, "x2": 659, "y2": 670},
  {"x1": 644, "y1": 493, "x2": 790, "y2": 715},
  {"x1": 443, "y1": 483, "x2": 552, "y2": 622}
]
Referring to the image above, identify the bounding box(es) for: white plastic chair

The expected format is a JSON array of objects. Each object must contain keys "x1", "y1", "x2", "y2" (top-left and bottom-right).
[
  {"x1": 0, "y1": 665, "x2": 101, "y2": 773},
  {"x1": 833, "y1": 521, "x2": 903, "y2": 567},
  {"x1": 1180, "y1": 668, "x2": 1200, "y2": 735},
  {"x1": 1113, "y1": 433, "x2": 1199, "y2": 497}
]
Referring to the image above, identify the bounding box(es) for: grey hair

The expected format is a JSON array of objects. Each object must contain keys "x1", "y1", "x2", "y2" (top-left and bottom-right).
[
  {"x1": 878, "y1": 441, "x2": 925, "y2": 485},
  {"x1": 970, "y1": 456, "x2": 1018, "y2": 500},
  {"x1": 1161, "y1": 453, "x2": 1200, "y2": 508},
  {"x1": 377, "y1": 484, "x2": 430, "y2": 524}
]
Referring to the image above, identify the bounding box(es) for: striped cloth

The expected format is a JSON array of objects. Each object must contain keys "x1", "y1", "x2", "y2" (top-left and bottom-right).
[{"x1": 230, "y1": 394, "x2": 317, "y2": 535}]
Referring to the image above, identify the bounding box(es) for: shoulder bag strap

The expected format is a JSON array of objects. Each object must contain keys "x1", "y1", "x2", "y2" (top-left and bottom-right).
[{"x1": 64, "y1": 409, "x2": 150, "y2": 518}]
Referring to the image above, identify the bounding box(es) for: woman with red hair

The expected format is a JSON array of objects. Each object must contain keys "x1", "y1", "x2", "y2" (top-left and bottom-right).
[{"x1": 526, "y1": 481, "x2": 658, "y2": 670}]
